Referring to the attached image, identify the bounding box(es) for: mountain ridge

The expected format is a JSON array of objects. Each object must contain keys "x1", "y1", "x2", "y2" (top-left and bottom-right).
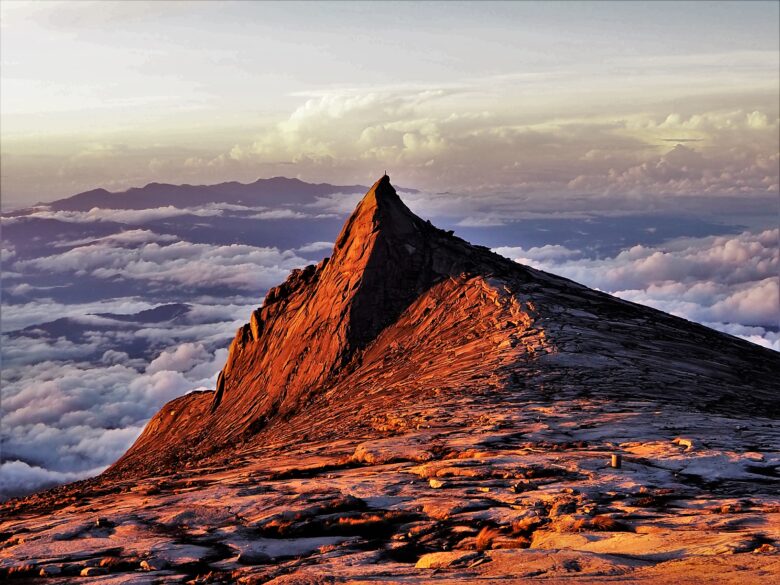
[
  {"x1": 107, "y1": 175, "x2": 780, "y2": 479},
  {"x1": 38, "y1": 176, "x2": 419, "y2": 212}
]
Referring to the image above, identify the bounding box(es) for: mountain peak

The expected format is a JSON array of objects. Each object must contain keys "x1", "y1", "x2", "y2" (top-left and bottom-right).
[
  {"x1": 363, "y1": 173, "x2": 395, "y2": 213},
  {"x1": 188, "y1": 176, "x2": 455, "y2": 433},
  {"x1": 109, "y1": 176, "x2": 780, "y2": 479},
  {"x1": 333, "y1": 174, "x2": 421, "y2": 252}
]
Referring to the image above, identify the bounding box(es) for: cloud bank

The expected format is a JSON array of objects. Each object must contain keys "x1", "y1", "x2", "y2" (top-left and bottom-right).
[
  {"x1": 495, "y1": 228, "x2": 779, "y2": 349},
  {"x1": 166, "y1": 93, "x2": 780, "y2": 205},
  {"x1": 1, "y1": 190, "x2": 776, "y2": 501},
  {"x1": 0, "y1": 298, "x2": 248, "y2": 500},
  {"x1": 14, "y1": 231, "x2": 309, "y2": 292},
  {"x1": 3, "y1": 86, "x2": 778, "y2": 209}
]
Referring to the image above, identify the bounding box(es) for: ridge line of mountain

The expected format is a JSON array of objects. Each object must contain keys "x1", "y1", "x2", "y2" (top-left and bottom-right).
[{"x1": 13, "y1": 176, "x2": 419, "y2": 213}]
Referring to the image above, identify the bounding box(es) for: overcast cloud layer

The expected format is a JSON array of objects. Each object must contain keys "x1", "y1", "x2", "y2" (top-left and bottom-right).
[
  {"x1": 495, "y1": 228, "x2": 780, "y2": 351},
  {"x1": 1, "y1": 216, "x2": 321, "y2": 497}
]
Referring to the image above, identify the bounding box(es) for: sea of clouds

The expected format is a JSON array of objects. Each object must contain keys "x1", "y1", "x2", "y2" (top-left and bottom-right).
[
  {"x1": 0, "y1": 291, "x2": 249, "y2": 498},
  {"x1": 494, "y1": 228, "x2": 779, "y2": 351},
  {"x1": 1, "y1": 216, "x2": 328, "y2": 498}
]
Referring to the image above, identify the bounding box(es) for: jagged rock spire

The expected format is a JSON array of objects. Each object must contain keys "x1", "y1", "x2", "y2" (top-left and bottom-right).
[
  {"x1": 333, "y1": 174, "x2": 423, "y2": 252},
  {"x1": 202, "y1": 176, "x2": 454, "y2": 433}
]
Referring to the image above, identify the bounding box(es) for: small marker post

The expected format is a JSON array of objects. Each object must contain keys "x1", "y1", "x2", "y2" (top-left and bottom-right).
[{"x1": 611, "y1": 454, "x2": 622, "y2": 469}]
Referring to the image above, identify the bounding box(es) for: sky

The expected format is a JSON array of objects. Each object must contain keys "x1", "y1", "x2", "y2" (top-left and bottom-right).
[{"x1": 1, "y1": 0, "x2": 778, "y2": 207}]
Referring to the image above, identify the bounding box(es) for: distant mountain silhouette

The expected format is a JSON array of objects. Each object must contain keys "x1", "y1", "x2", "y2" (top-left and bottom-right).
[
  {"x1": 93, "y1": 303, "x2": 192, "y2": 323},
  {"x1": 8, "y1": 304, "x2": 197, "y2": 360},
  {"x1": 46, "y1": 177, "x2": 419, "y2": 211}
]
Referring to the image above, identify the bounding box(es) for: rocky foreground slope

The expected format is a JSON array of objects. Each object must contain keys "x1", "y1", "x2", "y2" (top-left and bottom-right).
[{"x1": 1, "y1": 176, "x2": 779, "y2": 584}]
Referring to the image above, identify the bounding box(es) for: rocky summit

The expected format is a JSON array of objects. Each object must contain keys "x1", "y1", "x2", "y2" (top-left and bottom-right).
[{"x1": 2, "y1": 176, "x2": 779, "y2": 584}]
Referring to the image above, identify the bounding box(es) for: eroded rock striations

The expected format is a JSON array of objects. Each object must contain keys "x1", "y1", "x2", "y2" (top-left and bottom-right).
[{"x1": 2, "y1": 176, "x2": 779, "y2": 583}]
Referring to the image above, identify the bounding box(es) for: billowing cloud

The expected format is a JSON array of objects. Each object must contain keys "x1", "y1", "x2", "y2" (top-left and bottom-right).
[
  {"x1": 3, "y1": 87, "x2": 777, "y2": 211},
  {"x1": 53, "y1": 229, "x2": 179, "y2": 248},
  {"x1": 0, "y1": 295, "x2": 252, "y2": 500},
  {"x1": 1, "y1": 357, "x2": 195, "y2": 489},
  {"x1": 1, "y1": 297, "x2": 159, "y2": 332},
  {"x1": 15, "y1": 237, "x2": 309, "y2": 291},
  {"x1": 146, "y1": 342, "x2": 211, "y2": 375},
  {"x1": 493, "y1": 244, "x2": 582, "y2": 263},
  {"x1": 1, "y1": 244, "x2": 16, "y2": 262},
  {"x1": 496, "y1": 229, "x2": 780, "y2": 348},
  {"x1": 457, "y1": 216, "x2": 509, "y2": 228},
  {"x1": 249, "y1": 209, "x2": 309, "y2": 220},
  {"x1": 1, "y1": 204, "x2": 225, "y2": 225},
  {"x1": 296, "y1": 241, "x2": 333, "y2": 254},
  {"x1": 0, "y1": 460, "x2": 106, "y2": 499},
  {"x1": 177, "y1": 92, "x2": 780, "y2": 208}
]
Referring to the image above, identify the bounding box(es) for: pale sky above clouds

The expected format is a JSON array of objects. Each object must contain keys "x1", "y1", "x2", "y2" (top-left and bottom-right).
[{"x1": 1, "y1": 0, "x2": 778, "y2": 205}]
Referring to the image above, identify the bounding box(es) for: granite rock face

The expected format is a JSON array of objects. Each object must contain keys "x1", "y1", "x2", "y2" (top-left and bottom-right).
[
  {"x1": 109, "y1": 175, "x2": 780, "y2": 478},
  {"x1": 2, "y1": 176, "x2": 779, "y2": 583}
]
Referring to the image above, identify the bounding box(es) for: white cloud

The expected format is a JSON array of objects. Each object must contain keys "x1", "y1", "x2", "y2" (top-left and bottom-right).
[
  {"x1": 708, "y1": 278, "x2": 779, "y2": 326},
  {"x1": 248, "y1": 209, "x2": 310, "y2": 220},
  {"x1": 1, "y1": 205, "x2": 224, "y2": 226},
  {"x1": 0, "y1": 353, "x2": 222, "y2": 498},
  {"x1": 101, "y1": 349, "x2": 132, "y2": 365},
  {"x1": 54, "y1": 228, "x2": 178, "y2": 248},
  {"x1": 1, "y1": 243, "x2": 16, "y2": 262},
  {"x1": 0, "y1": 460, "x2": 106, "y2": 500},
  {"x1": 497, "y1": 228, "x2": 780, "y2": 346},
  {"x1": 493, "y1": 244, "x2": 581, "y2": 263},
  {"x1": 0, "y1": 335, "x2": 100, "y2": 366},
  {"x1": 0, "y1": 294, "x2": 254, "y2": 499},
  {"x1": 307, "y1": 192, "x2": 364, "y2": 214},
  {"x1": 15, "y1": 238, "x2": 309, "y2": 292},
  {"x1": 127, "y1": 369, "x2": 195, "y2": 405},
  {"x1": 146, "y1": 342, "x2": 210, "y2": 375},
  {"x1": 703, "y1": 322, "x2": 780, "y2": 351},
  {"x1": 296, "y1": 241, "x2": 333, "y2": 254},
  {"x1": 457, "y1": 215, "x2": 507, "y2": 227},
  {"x1": 206, "y1": 91, "x2": 779, "y2": 202},
  {"x1": 1, "y1": 297, "x2": 158, "y2": 332}
]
